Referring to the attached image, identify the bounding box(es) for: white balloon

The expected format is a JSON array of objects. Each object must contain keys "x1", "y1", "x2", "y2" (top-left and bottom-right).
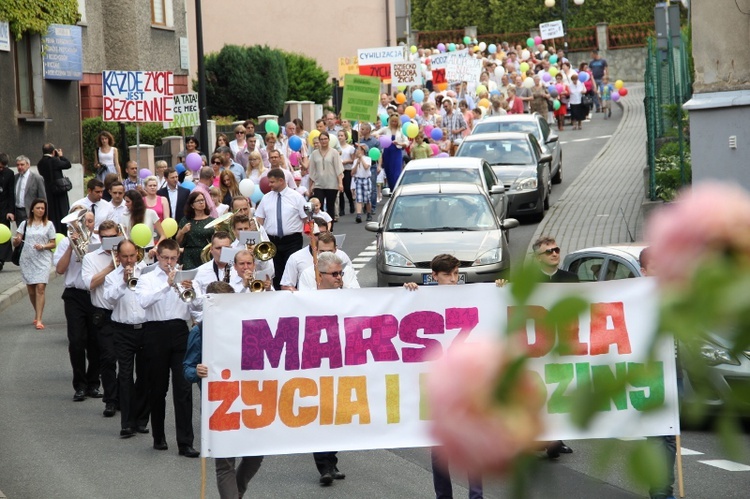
[
  {"x1": 494, "y1": 66, "x2": 505, "y2": 78},
  {"x1": 239, "y1": 178, "x2": 255, "y2": 197},
  {"x1": 523, "y1": 77, "x2": 535, "y2": 89},
  {"x1": 521, "y1": 49, "x2": 530, "y2": 60},
  {"x1": 478, "y1": 42, "x2": 487, "y2": 51}
]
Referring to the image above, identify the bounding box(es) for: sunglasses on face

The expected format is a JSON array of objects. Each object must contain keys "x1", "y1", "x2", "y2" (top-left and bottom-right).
[
  {"x1": 538, "y1": 247, "x2": 561, "y2": 255},
  {"x1": 212, "y1": 160, "x2": 222, "y2": 164},
  {"x1": 320, "y1": 271, "x2": 345, "y2": 278}
]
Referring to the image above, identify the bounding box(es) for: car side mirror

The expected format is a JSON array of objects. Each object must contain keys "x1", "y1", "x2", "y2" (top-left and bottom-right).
[
  {"x1": 490, "y1": 184, "x2": 505, "y2": 195},
  {"x1": 501, "y1": 218, "x2": 520, "y2": 230},
  {"x1": 547, "y1": 134, "x2": 559, "y2": 143},
  {"x1": 365, "y1": 222, "x2": 381, "y2": 233},
  {"x1": 540, "y1": 153, "x2": 553, "y2": 164},
  {"x1": 382, "y1": 188, "x2": 391, "y2": 198}
]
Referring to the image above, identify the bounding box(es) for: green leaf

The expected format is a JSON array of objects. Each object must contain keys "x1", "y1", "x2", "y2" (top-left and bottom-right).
[{"x1": 627, "y1": 441, "x2": 669, "y2": 491}]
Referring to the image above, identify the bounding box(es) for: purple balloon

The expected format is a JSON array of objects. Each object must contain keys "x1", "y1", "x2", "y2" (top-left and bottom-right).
[
  {"x1": 611, "y1": 91, "x2": 621, "y2": 102},
  {"x1": 430, "y1": 128, "x2": 443, "y2": 141},
  {"x1": 139, "y1": 168, "x2": 151, "y2": 179},
  {"x1": 578, "y1": 71, "x2": 589, "y2": 83},
  {"x1": 542, "y1": 73, "x2": 552, "y2": 82},
  {"x1": 437, "y1": 43, "x2": 446, "y2": 53},
  {"x1": 379, "y1": 135, "x2": 392, "y2": 149},
  {"x1": 399, "y1": 114, "x2": 410, "y2": 125},
  {"x1": 436, "y1": 152, "x2": 449, "y2": 158},
  {"x1": 185, "y1": 152, "x2": 203, "y2": 172}
]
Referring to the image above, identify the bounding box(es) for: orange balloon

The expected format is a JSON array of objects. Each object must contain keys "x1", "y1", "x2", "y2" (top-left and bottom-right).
[
  {"x1": 404, "y1": 106, "x2": 417, "y2": 119},
  {"x1": 478, "y1": 98, "x2": 491, "y2": 109},
  {"x1": 395, "y1": 92, "x2": 406, "y2": 104},
  {"x1": 436, "y1": 82, "x2": 448, "y2": 91}
]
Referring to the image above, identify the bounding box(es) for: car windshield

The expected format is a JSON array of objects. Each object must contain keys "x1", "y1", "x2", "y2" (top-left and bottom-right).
[
  {"x1": 386, "y1": 193, "x2": 497, "y2": 232},
  {"x1": 473, "y1": 121, "x2": 540, "y2": 140},
  {"x1": 457, "y1": 139, "x2": 533, "y2": 165},
  {"x1": 398, "y1": 168, "x2": 482, "y2": 187}
]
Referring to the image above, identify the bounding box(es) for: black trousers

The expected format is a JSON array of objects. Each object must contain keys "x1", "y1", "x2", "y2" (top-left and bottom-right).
[
  {"x1": 113, "y1": 321, "x2": 150, "y2": 431},
  {"x1": 313, "y1": 451, "x2": 339, "y2": 475},
  {"x1": 144, "y1": 319, "x2": 193, "y2": 447},
  {"x1": 313, "y1": 188, "x2": 339, "y2": 225},
  {"x1": 62, "y1": 288, "x2": 99, "y2": 391},
  {"x1": 268, "y1": 233, "x2": 303, "y2": 290},
  {"x1": 94, "y1": 307, "x2": 118, "y2": 405},
  {"x1": 338, "y1": 170, "x2": 354, "y2": 213}
]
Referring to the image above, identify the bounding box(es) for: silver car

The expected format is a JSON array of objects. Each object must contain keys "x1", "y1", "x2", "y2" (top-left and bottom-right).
[
  {"x1": 562, "y1": 245, "x2": 750, "y2": 410},
  {"x1": 366, "y1": 183, "x2": 519, "y2": 287}
]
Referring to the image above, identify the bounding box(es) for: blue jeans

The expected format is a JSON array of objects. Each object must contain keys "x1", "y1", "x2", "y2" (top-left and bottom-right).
[
  {"x1": 370, "y1": 165, "x2": 379, "y2": 212},
  {"x1": 431, "y1": 448, "x2": 483, "y2": 499},
  {"x1": 594, "y1": 79, "x2": 603, "y2": 110}
]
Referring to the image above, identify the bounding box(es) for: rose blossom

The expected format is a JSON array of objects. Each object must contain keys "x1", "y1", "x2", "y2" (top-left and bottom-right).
[
  {"x1": 427, "y1": 340, "x2": 545, "y2": 476},
  {"x1": 646, "y1": 181, "x2": 750, "y2": 284}
]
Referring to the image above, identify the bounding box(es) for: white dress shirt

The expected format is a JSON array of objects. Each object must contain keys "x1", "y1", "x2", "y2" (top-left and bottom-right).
[
  {"x1": 15, "y1": 171, "x2": 29, "y2": 208},
  {"x1": 193, "y1": 260, "x2": 236, "y2": 294},
  {"x1": 104, "y1": 264, "x2": 148, "y2": 324},
  {"x1": 81, "y1": 248, "x2": 115, "y2": 310},
  {"x1": 135, "y1": 265, "x2": 201, "y2": 322},
  {"x1": 167, "y1": 187, "x2": 179, "y2": 218},
  {"x1": 109, "y1": 202, "x2": 127, "y2": 225},
  {"x1": 72, "y1": 196, "x2": 114, "y2": 230},
  {"x1": 53, "y1": 237, "x2": 87, "y2": 290},
  {"x1": 260, "y1": 167, "x2": 296, "y2": 188},
  {"x1": 297, "y1": 263, "x2": 359, "y2": 291},
  {"x1": 255, "y1": 187, "x2": 307, "y2": 237},
  {"x1": 280, "y1": 246, "x2": 353, "y2": 288}
]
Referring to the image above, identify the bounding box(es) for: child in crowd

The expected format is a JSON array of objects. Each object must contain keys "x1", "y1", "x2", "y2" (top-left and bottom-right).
[
  {"x1": 350, "y1": 144, "x2": 374, "y2": 223},
  {"x1": 376, "y1": 167, "x2": 386, "y2": 202},
  {"x1": 309, "y1": 197, "x2": 332, "y2": 231},
  {"x1": 600, "y1": 75, "x2": 614, "y2": 119},
  {"x1": 437, "y1": 128, "x2": 452, "y2": 155},
  {"x1": 410, "y1": 131, "x2": 433, "y2": 160}
]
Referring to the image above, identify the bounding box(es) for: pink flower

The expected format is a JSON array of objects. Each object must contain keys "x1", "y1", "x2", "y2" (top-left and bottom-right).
[
  {"x1": 427, "y1": 340, "x2": 545, "y2": 476},
  {"x1": 646, "y1": 181, "x2": 750, "y2": 284}
]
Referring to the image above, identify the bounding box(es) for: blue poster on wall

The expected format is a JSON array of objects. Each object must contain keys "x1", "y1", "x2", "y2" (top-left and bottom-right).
[{"x1": 43, "y1": 24, "x2": 83, "y2": 80}]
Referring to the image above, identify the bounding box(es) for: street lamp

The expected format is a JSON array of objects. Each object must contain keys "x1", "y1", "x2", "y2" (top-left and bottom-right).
[{"x1": 545, "y1": 0, "x2": 585, "y2": 51}]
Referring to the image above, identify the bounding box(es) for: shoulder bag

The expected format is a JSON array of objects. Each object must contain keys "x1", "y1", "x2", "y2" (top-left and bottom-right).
[
  {"x1": 11, "y1": 221, "x2": 27, "y2": 266},
  {"x1": 54, "y1": 176, "x2": 73, "y2": 193}
]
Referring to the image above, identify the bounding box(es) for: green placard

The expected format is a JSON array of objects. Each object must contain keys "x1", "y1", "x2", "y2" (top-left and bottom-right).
[{"x1": 340, "y1": 74, "x2": 380, "y2": 122}]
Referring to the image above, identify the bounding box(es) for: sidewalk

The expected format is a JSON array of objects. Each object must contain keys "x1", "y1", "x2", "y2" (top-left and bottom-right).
[{"x1": 529, "y1": 84, "x2": 647, "y2": 253}]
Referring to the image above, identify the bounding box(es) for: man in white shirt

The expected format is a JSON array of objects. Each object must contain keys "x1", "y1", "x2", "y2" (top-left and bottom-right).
[
  {"x1": 193, "y1": 231, "x2": 235, "y2": 294},
  {"x1": 12, "y1": 155, "x2": 46, "y2": 225},
  {"x1": 54, "y1": 209, "x2": 101, "y2": 402},
  {"x1": 108, "y1": 181, "x2": 127, "y2": 225},
  {"x1": 103, "y1": 239, "x2": 150, "y2": 438},
  {"x1": 280, "y1": 231, "x2": 353, "y2": 291},
  {"x1": 260, "y1": 150, "x2": 297, "y2": 187},
  {"x1": 157, "y1": 167, "x2": 190, "y2": 221},
  {"x1": 81, "y1": 220, "x2": 120, "y2": 417},
  {"x1": 230, "y1": 215, "x2": 275, "y2": 281},
  {"x1": 135, "y1": 239, "x2": 200, "y2": 457},
  {"x1": 255, "y1": 168, "x2": 308, "y2": 289},
  {"x1": 72, "y1": 178, "x2": 114, "y2": 231}
]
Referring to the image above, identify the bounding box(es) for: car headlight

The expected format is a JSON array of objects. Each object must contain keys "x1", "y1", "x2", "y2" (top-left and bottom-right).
[
  {"x1": 698, "y1": 341, "x2": 740, "y2": 366},
  {"x1": 512, "y1": 176, "x2": 537, "y2": 192},
  {"x1": 384, "y1": 250, "x2": 415, "y2": 268},
  {"x1": 473, "y1": 248, "x2": 502, "y2": 266}
]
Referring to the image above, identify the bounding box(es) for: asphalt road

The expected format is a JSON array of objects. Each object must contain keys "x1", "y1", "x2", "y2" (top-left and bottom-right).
[{"x1": 1, "y1": 108, "x2": 749, "y2": 498}]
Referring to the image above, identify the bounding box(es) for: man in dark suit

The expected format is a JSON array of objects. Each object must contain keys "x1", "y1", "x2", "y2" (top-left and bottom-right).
[
  {"x1": 37, "y1": 143, "x2": 72, "y2": 232},
  {"x1": 0, "y1": 152, "x2": 15, "y2": 270},
  {"x1": 11, "y1": 155, "x2": 46, "y2": 226},
  {"x1": 157, "y1": 167, "x2": 190, "y2": 223}
]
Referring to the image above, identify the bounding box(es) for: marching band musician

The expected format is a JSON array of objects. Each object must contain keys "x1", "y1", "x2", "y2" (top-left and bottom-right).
[
  {"x1": 134, "y1": 239, "x2": 201, "y2": 457},
  {"x1": 233, "y1": 249, "x2": 273, "y2": 292},
  {"x1": 193, "y1": 231, "x2": 235, "y2": 295},
  {"x1": 81, "y1": 220, "x2": 121, "y2": 418},
  {"x1": 230, "y1": 214, "x2": 275, "y2": 283},
  {"x1": 54, "y1": 208, "x2": 101, "y2": 403},
  {"x1": 102, "y1": 239, "x2": 150, "y2": 439}
]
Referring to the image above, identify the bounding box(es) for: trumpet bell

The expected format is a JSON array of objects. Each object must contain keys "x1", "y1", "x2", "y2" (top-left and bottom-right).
[
  {"x1": 180, "y1": 289, "x2": 196, "y2": 303},
  {"x1": 127, "y1": 277, "x2": 139, "y2": 290},
  {"x1": 204, "y1": 211, "x2": 234, "y2": 229},
  {"x1": 254, "y1": 241, "x2": 277, "y2": 261},
  {"x1": 249, "y1": 279, "x2": 265, "y2": 292},
  {"x1": 200, "y1": 242, "x2": 212, "y2": 263}
]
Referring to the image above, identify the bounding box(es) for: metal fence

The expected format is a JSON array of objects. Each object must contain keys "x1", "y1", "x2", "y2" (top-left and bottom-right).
[{"x1": 644, "y1": 33, "x2": 692, "y2": 200}]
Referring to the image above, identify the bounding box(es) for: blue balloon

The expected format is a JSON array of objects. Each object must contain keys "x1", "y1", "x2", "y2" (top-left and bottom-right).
[
  {"x1": 412, "y1": 89, "x2": 425, "y2": 103},
  {"x1": 578, "y1": 71, "x2": 589, "y2": 83},
  {"x1": 288, "y1": 135, "x2": 303, "y2": 152},
  {"x1": 430, "y1": 128, "x2": 443, "y2": 141},
  {"x1": 181, "y1": 180, "x2": 195, "y2": 190},
  {"x1": 175, "y1": 163, "x2": 186, "y2": 174},
  {"x1": 250, "y1": 188, "x2": 264, "y2": 204},
  {"x1": 488, "y1": 44, "x2": 497, "y2": 54},
  {"x1": 399, "y1": 114, "x2": 410, "y2": 125},
  {"x1": 490, "y1": 89, "x2": 501, "y2": 96}
]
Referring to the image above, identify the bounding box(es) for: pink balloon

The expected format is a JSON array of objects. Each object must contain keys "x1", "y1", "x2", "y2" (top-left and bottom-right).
[
  {"x1": 534, "y1": 36, "x2": 542, "y2": 45},
  {"x1": 430, "y1": 143, "x2": 439, "y2": 155},
  {"x1": 556, "y1": 83, "x2": 564, "y2": 93},
  {"x1": 414, "y1": 103, "x2": 423, "y2": 116},
  {"x1": 289, "y1": 151, "x2": 300, "y2": 167},
  {"x1": 424, "y1": 124, "x2": 434, "y2": 137},
  {"x1": 185, "y1": 152, "x2": 203, "y2": 172}
]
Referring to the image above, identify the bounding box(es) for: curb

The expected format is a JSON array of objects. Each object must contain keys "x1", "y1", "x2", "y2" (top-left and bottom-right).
[
  {"x1": 0, "y1": 270, "x2": 58, "y2": 315},
  {"x1": 0, "y1": 488, "x2": 6, "y2": 498}
]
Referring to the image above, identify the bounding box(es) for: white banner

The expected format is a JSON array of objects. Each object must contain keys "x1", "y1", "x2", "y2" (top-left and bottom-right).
[
  {"x1": 390, "y1": 61, "x2": 422, "y2": 86},
  {"x1": 102, "y1": 70, "x2": 175, "y2": 122},
  {"x1": 445, "y1": 55, "x2": 483, "y2": 83},
  {"x1": 201, "y1": 279, "x2": 679, "y2": 458},
  {"x1": 540, "y1": 20, "x2": 565, "y2": 40},
  {"x1": 356, "y1": 46, "x2": 407, "y2": 66},
  {"x1": 164, "y1": 93, "x2": 199, "y2": 129},
  {"x1": 429, "y1": 48, "x2": 469, "y2": 70}
]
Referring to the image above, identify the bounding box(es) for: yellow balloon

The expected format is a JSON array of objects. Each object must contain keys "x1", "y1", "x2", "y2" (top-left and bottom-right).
[
  {"x1": 404, "y1": 106, "x2": 417, "y2": 119},
  {"x1": 519, "y1": 62, "x2": 530, "y2": 73},
  {"x1": 476, "y1": 84, "x2": 487, "y2": 96},
  {"x1": 548, "y1": 67, "x2": 558, "y2": 77},
  {"x1": 54, "y1": 233, "x2": 65, "y2": 250},
  {"x1": 615, "y1": 80, "x2": 624, "y2": 90},
  {"x1": 406, "y1": 123, "x2": 419, "y2": 139},
  {"x1": 308, "y1": 129, "x2": 321, "y2": 146},
  {"x1": 130, "y1": 223, "x2": 152, "y2": 248},
  {"x1": 161, "y1": 218, "x2": 178, "y2": 238},
  {"x1": 0, "y1": 224, "x2": 10, "y2": 244}
]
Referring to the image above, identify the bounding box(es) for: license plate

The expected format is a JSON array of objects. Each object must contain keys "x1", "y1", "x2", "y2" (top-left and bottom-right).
[{"x1": 422, "y1": 273, "x2": 466, "y2": 285}]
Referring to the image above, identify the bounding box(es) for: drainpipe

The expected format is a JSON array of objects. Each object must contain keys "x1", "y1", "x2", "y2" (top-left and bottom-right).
[{"x1": 385, "y1": 0, "x2": 391, "y2": 46}]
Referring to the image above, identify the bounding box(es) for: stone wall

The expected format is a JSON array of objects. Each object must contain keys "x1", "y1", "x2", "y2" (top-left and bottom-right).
[{"x1": 565, "y1": 47, "x2": 646, "y2": 83}]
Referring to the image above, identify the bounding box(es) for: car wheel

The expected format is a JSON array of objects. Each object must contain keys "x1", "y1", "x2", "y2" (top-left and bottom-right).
[
  {"x1": 543, "y1": 168, "x2": 551, "y2": 210},
  {"x1": 529, "y1": 190, "x2": 545, "y2": 223},
  {"x1": 552, "y1": 153, "x2": 563, "y2": 184}
]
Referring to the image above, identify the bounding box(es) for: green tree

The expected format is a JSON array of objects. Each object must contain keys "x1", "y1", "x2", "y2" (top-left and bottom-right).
[
  {"x1": 203, "y1": 44, "x2": 288, "y2": 119},
  {"x1": 282, "y1": 51, "x2": 331, "y2": 104},
  {"x1": 0, "y1": 0, "x2": 79, "y2": 39}
]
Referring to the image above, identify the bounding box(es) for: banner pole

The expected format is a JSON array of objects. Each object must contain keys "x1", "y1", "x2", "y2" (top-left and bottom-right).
[
  {"x1": 136, "y1": 123, "x2": 141, "y2": 168},
  {"x1": 201, "y1": 456, "x2": 207, "y2": 499},
  {"x1": 676, "y1": 434, "x2": 685, "y2": 497}
]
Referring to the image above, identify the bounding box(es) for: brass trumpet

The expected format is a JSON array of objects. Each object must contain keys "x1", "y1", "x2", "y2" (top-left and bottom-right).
[
  {"x1": 247, "y1": 278, "x2": 266, "y2": 292},
  {"x1": 126, "y1": 267, "x2": 139, "y2": 290}
]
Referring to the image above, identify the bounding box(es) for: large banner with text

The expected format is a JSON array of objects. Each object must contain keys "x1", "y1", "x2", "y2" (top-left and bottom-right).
[
  {"x1": 201, "y1": 279, "x2": 679, "y2": 458},
  {"x1": 102, "y1": 70, "x2": 175, "y2": 122}
]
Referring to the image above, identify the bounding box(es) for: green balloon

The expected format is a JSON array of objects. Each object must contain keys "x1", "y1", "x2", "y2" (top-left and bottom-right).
[
  {"x1": 463, "y1": 36, "x2": 471, "y2": 45},
  {"x1": 265, "y1": 120, "x2": 280, "y2": 135},
  {"x1": 368, "y1": 148, "x2": 381, "y2": 162},
  {"x1": 527, "y1": 37, "x2": 535, "y2": 48},
  {"x1": 553, "y1": 100, "x2": 561, "y2": 110},
  {"x1": 130, "y1": 223, "x2": 152, "y2": 248}
]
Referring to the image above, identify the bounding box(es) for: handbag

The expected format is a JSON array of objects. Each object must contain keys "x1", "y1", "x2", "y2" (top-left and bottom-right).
[
  {"x1": 54, "y1": 176, "x2": 73, "y2": 193},
  {"x1": 11, "y1": 221, "x2": 26, "y2": 266},
  {"x1": 582, "y1": 93, "x2": 594, "y2": 107}
]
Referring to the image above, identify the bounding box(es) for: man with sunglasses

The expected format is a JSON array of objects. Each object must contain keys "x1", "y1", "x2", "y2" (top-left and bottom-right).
[{"x1": 532, "y1": 236, "x2": 578, "y2": 283}]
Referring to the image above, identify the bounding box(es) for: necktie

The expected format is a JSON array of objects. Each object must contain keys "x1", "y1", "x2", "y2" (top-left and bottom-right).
[
  {"x1": 276, "y1": 193, "x2": 284, "y2": 238},
  {"x1": 91, "y1": 203, "x2": 97, "y2": 217}
]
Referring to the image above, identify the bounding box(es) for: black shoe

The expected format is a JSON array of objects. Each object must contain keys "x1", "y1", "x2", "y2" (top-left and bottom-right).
[
  {"x1": 338, "y1": 209, "x2": 345, "y2": 217},
  {"x1": 331, "y1": 467, "x2": 346, "y2": 480},
  {"x1": 178, "y1": 445, "x2": 200, "y2": 458},
  {"x1": 355, "y1": 215, "x2": 362, "y2": 223},
  {"x1": 87, "y1": 388, "x2": 103, "y2": 398},
  {"x1": 546, "y1": 441, "x2": 564, "y2": 459},
  {"x1": 366, "y1": 213, "x2": 372, "y2": 222},
  {"x1": 153, "y1": 439, "x2": 168, "y2": 451},
  {"x1": 120, "y1": 428, "x2": 136, "y2": 439},
  {"x1": 559, "y1": 442, "x2": 573, "y2": 454},
  {"x1": 73, "y1": 390, "x2": 86, "y2": 402},
  {"x1": 136, "y1": 426, "x2": 150, "y2": 434},
  {"x1": 0, "y1": 261, "x2": 4, "y2": 271},
  {"x1": 349, "y1": 206, "x2": 355, "y2": 214},
  {"x1": 319, "y1": 471, "x2": 333, "y2": 486},
  {"x1": 103, "y1": 402, "x2": 116, "y2": 417}
]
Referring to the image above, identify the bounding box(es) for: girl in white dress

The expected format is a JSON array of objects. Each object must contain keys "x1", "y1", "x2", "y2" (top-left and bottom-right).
[{"x1": 96, "y1": 131, "x2": 121, "y2": 182}]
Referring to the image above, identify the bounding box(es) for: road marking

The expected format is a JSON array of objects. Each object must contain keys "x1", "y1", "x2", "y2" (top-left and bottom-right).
[
  {"x1": 698, "y1": 460, "x2": 750, "y2": 471},
  {"x1": 680, "y1": 447, "x2": 703, "y2": 456},
  {"x1": 349, "y1": 240, "x2": 378, "y2": 272},
  {"x1": 359, "y1": 251, "x2": 377, "y2": 256},
  {"x1": 559, "y1": 134, "x2": 612, "y2": 145},
  {"x1": 353, "y1": 257, "x2": 373, "y2": 263}
]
